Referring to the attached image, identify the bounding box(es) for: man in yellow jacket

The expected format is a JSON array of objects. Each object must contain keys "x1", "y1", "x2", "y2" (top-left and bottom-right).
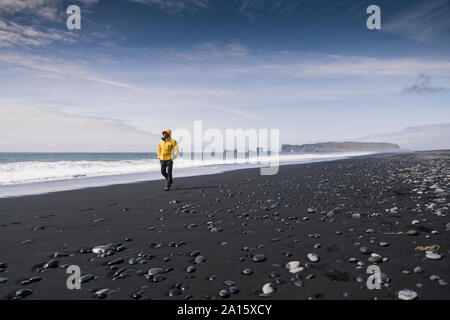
[{"x1": 157, "y1": 129, "x2": 179, "y2": 191}]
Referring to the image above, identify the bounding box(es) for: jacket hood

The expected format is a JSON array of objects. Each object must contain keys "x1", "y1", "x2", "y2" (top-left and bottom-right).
[{"x1": 162, "y1": 129, "x2": 172, "y2": 139}]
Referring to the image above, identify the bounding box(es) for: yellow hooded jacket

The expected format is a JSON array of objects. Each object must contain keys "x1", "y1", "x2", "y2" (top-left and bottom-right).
[{"x1": 157, "y1": 129, "x2": 179, "y2": 161}]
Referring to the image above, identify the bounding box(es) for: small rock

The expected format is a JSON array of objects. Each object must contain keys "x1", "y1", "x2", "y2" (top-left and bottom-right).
[
  {"x1": 79, "y1": 274, "x2": 95, "y2": 283},
  {"x1": 194, "y1": 256, "x2": 206, "y2": 264},
  {"x1": 169, "y1": 289, "x2": 182, "y2": 297},
  {"x1": 307, "y1": 253, "x2": 319, "y2": 262},
  {"x1": 242, "y1": 268, "x2": 253, "y2": 275},
  {"x1": 252, "y1": 254, "x2": 266, "y2": 262},
  {"x1": 426, "y1": 252, "x2": 442, "y2": 260},
  {"x1": 262, "y1": 283, "x2": 275, "y2": 295},
  {"x1": 285, "y1": 261, "x2": 300, "y2": 270},
  {"x1": 10, "y1": 288, "x2": 33, "y2": 300},
  {"x1": 398, "y1": 289, "x2": 418, "y2": 300},
  {"x1": 219, "y1": 289, "x2": 230, "y2": 298},
  {"x1": 186, "y1": 265, "x2": 196, "y2": 273},
  {"x1": 148, "y1": 268, "x2": 163, "y2": 276}
]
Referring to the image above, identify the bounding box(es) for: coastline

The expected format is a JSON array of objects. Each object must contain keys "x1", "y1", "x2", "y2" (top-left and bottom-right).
[
  {"x1": 0, "y1": 151, "x2": 378, "y2": 198},
  {"x1": 0, "y1": 151, "x2": 448, "y2": 300}
]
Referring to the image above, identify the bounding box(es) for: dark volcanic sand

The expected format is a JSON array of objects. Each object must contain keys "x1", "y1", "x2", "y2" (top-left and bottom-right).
[{"x1": 0, "y1": 151, "x2": 449, "y2": 300}]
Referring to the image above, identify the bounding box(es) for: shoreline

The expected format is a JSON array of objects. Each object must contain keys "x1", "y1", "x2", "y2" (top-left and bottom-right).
[
  {"x1": 0, "y1": 150, "x2": 449, "y2": 300},
  {"x1": 0, "y1": 151, "x2": 380, "y2": 199}
]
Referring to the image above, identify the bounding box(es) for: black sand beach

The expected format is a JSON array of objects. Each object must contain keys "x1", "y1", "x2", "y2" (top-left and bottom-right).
[{"x1": 0, "y1": 151, "x2": 449, "y2": 300}]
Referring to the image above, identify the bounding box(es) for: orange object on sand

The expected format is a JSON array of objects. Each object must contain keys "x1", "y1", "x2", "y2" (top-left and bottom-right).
[{"x1": 414, "y1": 245, "x2": 440, "y2": 252}]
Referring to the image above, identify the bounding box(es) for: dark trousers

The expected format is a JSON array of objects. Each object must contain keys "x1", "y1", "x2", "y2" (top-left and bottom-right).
[{"x1": 160, "y1": 159, "x2": 173, "y2": 186}]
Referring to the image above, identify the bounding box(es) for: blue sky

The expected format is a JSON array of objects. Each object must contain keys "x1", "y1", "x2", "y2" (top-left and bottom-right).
[{"x1": 0, "y1": 0, "x2": 449, "y2": 151}]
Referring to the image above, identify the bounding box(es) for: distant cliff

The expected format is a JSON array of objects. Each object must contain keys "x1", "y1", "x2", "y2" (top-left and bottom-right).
[{"x1": 281, "y1": 142, "x2": 400, "y2": 153}]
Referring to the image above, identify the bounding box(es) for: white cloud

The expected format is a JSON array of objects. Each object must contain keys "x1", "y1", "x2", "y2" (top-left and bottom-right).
[
  {"x1": 237, "y1": 0, "x2": 303, "y2": 19},
  {"x1": 383, "y1": 0, "x2": 450, "y2": 42},
  {"x1": 170, "y1": 40, "x2": 249, "y2": 60},
  {"x1": 0, "y1": 0, "x2": 99, "y2": 21},
  {"x1": 127, "y1": 0, "x2": 209, "y2": 14},
  {"x1": 0, "y1": 17, "x2": 74, "y2": 47},
  {"x1": 0, "y1": 103, "x2": 159, "y2": 152}
]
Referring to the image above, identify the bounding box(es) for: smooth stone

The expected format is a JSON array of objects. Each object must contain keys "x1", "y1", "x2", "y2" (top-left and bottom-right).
[
  {"x1": 180, "y1": 284, "x2": 190, "y2": 291},
  {"x1": 359, "y1": 247, "x2": 370, "y2": 254},
  {"x1": 224, "y1": 280, "x2": 235, "y2": 286},
  {"x1": 79, "y1": 274, "x2": 95, "y2": 283},
  {"x1": 294, "y1": 280, "x2": 304, "y2": 287},
  {"x1": 95, "y1": 288, "x2": 110, "y2": 299},
  {"x1": 148, "y1": 268, "x2": 163, "y2": 276},
  {"x1": 289, "y1": 267, "x2": 304, "y2": 274},
  {"x1": 0, "y1": 277, "x2": 8, "y2": 283},
  {"x1": 407, "y1": 230, "x2": 419, "y2": 236},
  {"x1": 379, "y1": 242, "x2": 389, "y2": 247},
  {"x1": 108, "y1": 258, "x2": 124, "y2": 266},
  {"x1": 438, "y1": 279, "x2": 448, "y2": 286},
  {"x1": 307, "y1": 253, "x2": 319, "y2": 262},
  {"x1": 368, "y1": 255, "x2": 383, "y2": 264},
  {"x1": 414, "y1": 267, "x2": 424, "y2": 273},
  {"x1": 92, "y1": 245, "x2": 109, "y2": 254},
  {"x1": 285, "y1": 261, "x2": 300, "y2": 270},
  {"x1": 398, "y1": 289, "x2": 418, "y2": 300},
  {"x1": 169, "y1": 289, "x2": 182, "y2": 297},
  {"x1": 252, "y1": 254, "x2": 266, "y2": 262},
  {"x1": 219, "y1": 290, "x2": 230, "y2": 298},
  {"x1": 262, "y1": 283, "x2": 275, "y2": 295},
  {"x1": 229, "y1": 286, "x2": 239, "y2": 294},
  {"x1": 20, "y1": 277, "x2": 42, "y2": 285},
  {"x1": 242, "y1": 268, "x2": 253, "y2": 275},
  {"x1": 194, "y1": 256, "x2": 206, "y2": 264},
  {"x1": 190, "y1": 250, "x2": 201, "y2": 257},
  {"x1": 43, "y1": 259, "x2": 59, "y2": 269},
  {"x1": 11, "y1": 288, "x2": 33, "y2": 300},
  {"x1": 186, "y1": 265, "x2": 196, "y2": 273},
  {"x1": 426, "y1": 252, "x2": 442, "y2": 260}
]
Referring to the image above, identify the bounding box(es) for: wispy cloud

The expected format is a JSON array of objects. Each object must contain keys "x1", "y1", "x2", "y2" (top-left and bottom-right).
[
  {"x1": 0, "y1": 17, "x2": 75, "y2": 47},
  {"x1": 0, "y1": 0, "x2": 99, "y2": 22},
  {"x1": 237, "y1": 0, "x2": 303, "y2": 19},
  {"x1": 403, "y1": 74, "x2": 445, "y2": 93},
  {"x1": 170, "y1": 40, "x2": 249, "y2": 60},
  {"x1": 383, "y1": 0, "x2": 450, "y2": 42},
  {"x1": 127, "y1": 0, "x2": 209, "y2": 15}
]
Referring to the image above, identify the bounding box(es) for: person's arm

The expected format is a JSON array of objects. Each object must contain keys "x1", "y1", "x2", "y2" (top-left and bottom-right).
[{"x1": 157, "y1": 141, "x2": 162, "y2": 159}]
